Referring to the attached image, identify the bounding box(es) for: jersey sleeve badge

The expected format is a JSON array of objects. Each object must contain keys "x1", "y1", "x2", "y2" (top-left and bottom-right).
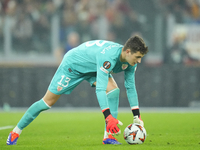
[
  {"x1": 103, "y1": 61, "x2": 111, "y2": 69},
  {"x1": 99, "y1": 61, "x2": 111, "y2": 74}
]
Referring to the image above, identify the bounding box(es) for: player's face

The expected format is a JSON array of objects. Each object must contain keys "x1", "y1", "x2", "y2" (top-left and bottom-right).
[{"x1": 126, "y1": 50, "x2": 144, "y2": 66}]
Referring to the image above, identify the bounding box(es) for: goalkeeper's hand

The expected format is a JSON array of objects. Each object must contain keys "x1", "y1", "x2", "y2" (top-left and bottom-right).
[
  {"x1": 133, "y1": 115, "x2": 144, "y2": 127},
  {"x1": 105, "y1": 114, "x2": 123, "y2": 135}
]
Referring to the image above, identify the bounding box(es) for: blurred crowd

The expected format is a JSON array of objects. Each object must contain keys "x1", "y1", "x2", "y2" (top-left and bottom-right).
[
  {"x1": 157, "y1": 0, "x2": 200, "y2": 65},
  {"x1": 0, "y1": 0, "x2": 52, "y2": 53},
  {"x1": 0, "y1": 0, "x2": 200, "y2": 64},
  {"x1": 157, "y1": 0, "x2": 200, "y2": 23},
  {"x1": 0, "y1": 0, "x2": 145, "y2": 54}
]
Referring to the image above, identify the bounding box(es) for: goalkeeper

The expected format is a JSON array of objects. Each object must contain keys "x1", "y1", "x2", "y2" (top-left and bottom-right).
[{"x1": 6, "y1": 35, "x2": 148, "y2": 145}]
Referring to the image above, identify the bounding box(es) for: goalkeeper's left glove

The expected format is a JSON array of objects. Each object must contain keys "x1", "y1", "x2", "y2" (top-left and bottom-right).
[
  {"x1": 133, "y1": 115, "x2": 144, "y2": 127},
  {"x1": 132, "y1": 108, "x2": 144, "y2": 127}
]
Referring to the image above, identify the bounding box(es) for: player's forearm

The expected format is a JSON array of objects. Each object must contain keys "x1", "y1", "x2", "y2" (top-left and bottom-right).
[
  {"x1": 126, "y1": 88, "x2": 140, "y2": 117},
  {"x1": 96, "y1": 90, "x2": 109, "y2": 111},
  {"x1": 127, "y1": 89, "x2": 139, "y2": 107},
  {"x1": 96, "y1": 89, "x2": 114, "y2": 119}
]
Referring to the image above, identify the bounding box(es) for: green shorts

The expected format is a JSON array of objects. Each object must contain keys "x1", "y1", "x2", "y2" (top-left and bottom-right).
[{"x1": 48, "y1": 63, "x2": 97, "y2": 95}]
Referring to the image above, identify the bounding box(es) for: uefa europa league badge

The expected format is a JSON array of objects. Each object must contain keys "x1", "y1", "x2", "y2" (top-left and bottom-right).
[{"x1": 122, "y1": 64, "x2": 128, "y2": 70}]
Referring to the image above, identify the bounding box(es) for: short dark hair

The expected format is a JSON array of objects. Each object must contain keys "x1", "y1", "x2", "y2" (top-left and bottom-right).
[{"x1": 123, "y1": 35, "x2": 148, "y2": 55}]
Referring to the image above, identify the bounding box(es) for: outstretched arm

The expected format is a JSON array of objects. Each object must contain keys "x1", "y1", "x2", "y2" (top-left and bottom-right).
[
  {"x1": 96, "y1": 55, "x2": 123, "y2": 134},
  {"x1": 125, "y1": 65, "x2": 144, "y2": 126}
]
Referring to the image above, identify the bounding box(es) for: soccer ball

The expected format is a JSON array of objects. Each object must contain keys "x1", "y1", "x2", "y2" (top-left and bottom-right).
[{"x1": 123, "y1": 123, "x2": 147, "y2": 145}]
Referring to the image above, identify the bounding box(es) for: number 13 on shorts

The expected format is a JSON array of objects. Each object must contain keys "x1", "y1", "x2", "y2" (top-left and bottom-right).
[{"x1": 57, "y1": 75, "x2": 71, "y2": 87}]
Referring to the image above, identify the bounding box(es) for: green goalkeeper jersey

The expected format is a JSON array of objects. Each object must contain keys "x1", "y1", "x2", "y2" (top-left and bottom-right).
[{"x1": 63, "y1": 40, "x2": 139, "y2": 110}]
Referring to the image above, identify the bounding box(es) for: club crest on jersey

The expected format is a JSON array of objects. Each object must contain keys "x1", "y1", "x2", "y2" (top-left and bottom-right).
[
  {"x1": 103, "y1": 61, "x2": 111, "y2": 69},
  {"x1": 122, "y1": 64, "x2": 128, "y2": 70},
  {"x1": 57, "y1": 86, "x2": 63, "y2": 92}
]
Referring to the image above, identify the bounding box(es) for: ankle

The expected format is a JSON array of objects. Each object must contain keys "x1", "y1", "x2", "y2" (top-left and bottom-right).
[{"x1": 13, "y1": 126, "x2": 22, "y2": 135}]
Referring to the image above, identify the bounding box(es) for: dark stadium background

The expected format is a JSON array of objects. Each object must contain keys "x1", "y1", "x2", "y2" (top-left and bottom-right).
[{"x1": 0, "y1": 0, "x2": 200, "y2": 109}]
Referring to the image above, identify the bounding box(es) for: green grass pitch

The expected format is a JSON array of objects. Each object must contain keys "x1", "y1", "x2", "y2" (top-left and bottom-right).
[{"x1": 0, "y1": 111, "x2": 200, "y2": 150}]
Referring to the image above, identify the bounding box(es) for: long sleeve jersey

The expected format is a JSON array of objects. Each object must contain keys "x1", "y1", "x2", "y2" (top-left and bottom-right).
[{"x1": 64, "y1": 40, "x2": 139, "y2": 110}]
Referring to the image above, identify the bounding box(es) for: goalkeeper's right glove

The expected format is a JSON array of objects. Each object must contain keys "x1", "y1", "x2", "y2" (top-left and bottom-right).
[
  {"x1": 103, "y1": 109, "x2": 123, "y2": 135},
  {"x1": 105, "y1": 114, "x2": 123, "y2": 135}
]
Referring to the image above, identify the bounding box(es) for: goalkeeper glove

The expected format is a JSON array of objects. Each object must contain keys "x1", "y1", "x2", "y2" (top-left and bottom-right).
[
  {"x1": 132, "y1": 108, "x2": 144, "y2": 126},
  {"x1": 105, "y1": 114, "x2": 123, "y2": 135},
  {"x1": 133, "y1": 115, "x2": 144, "y2": 127}
]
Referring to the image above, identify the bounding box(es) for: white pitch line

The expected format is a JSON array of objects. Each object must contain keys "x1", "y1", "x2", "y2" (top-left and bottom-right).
[{"x1": 0, "y1": 125, "x2": 14, "y2": 131}]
